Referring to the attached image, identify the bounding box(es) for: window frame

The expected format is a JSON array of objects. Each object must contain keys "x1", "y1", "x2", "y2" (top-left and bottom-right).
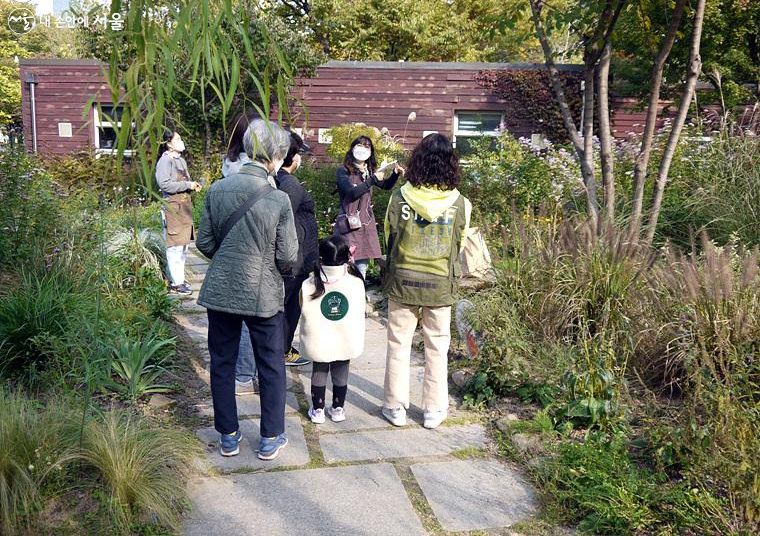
[
  {"x1": 93, "y1": 104, "x2": 135, "y2": 157},
  {"x1": 453, "y1": 111, "x2": 505, "y2": 160}
]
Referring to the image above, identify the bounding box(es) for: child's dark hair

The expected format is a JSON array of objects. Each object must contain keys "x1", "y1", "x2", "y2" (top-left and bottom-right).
[{"x1": 311, "y1": 235, "x2": 364, "y2": 298}]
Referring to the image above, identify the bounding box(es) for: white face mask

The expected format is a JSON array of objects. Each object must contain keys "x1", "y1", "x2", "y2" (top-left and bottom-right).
[
  {"x1": 172, "y1": 138, "x2": 185, "y2": 153},
  {"x1": 352, "y1": 146, "x2": 371, "y2": 162},
  {"x1": 273, "y1": 158, "x2": 285, "y2": 174},
  {"x1": 292, "y1": 153, "x2": 302, "y2": 172}
]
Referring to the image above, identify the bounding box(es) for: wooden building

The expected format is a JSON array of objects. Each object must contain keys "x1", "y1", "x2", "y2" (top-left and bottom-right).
[{"x1": 19, "y1": 58, "x2": 686, "y2": 158}]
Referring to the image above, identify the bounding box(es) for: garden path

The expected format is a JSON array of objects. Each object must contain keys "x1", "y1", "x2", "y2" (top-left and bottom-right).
[{"x1": 176, "y1": 245, "x2": 538, "y2": 535}]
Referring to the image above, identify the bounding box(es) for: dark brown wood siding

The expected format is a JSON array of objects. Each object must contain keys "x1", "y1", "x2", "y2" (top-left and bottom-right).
[
  {"x1": 20, "y1": 60, "x2": 111, "y2": 154},
  {"x1": 290, "y1": 63, "x2": 583, "y2": 160}
]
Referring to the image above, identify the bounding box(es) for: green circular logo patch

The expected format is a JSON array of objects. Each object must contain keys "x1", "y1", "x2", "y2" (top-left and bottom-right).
[{"x1": 320, "y1": 291, "x2": 349, "y2": 321}]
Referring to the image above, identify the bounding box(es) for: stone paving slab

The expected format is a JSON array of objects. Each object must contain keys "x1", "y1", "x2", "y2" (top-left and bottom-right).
[
  {"x1": 196, "y1": 416, "x2": 309, "y2": 472},
  {"x1": 411, "y1": 460, "x2": 538, "y2": 532},
  {"x1": 176, "y1": 314, "x2": 208, "y2": 342},
  {"x1": 184, "y1": 463, "x2": 425, "y2": 536},
  {"x1": 187, "y1": 262, "x2": 209, "y2": 274},
  {"x1": 196, "y1": 389, "x2": 300, "y2": 417},
  {"x1": 305, "y1": 366, "x2": 427, "y2": 431},
  {"x1": 320, "y1": 423, "x2": 488, "y2": 463},
  {"x1": 195, "y1": 365, "x2": 296, "y2": 389}
]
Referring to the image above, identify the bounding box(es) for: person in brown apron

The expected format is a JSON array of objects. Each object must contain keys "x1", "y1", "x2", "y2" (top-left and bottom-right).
[
  {"x1": 333, "y1": 135, "x2": 404, "y2": 281},
  {"x1": 156, "y1": 131, "x2": 202, "y2": 295}
]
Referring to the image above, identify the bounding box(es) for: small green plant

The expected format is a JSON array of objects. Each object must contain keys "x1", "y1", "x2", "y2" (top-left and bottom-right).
[
  {"x1": 79, "y1": 410, "x2": 199, "y2": 531},
  {"x1": 104, "y1": 332, "x2": 176, "y2": 403}
]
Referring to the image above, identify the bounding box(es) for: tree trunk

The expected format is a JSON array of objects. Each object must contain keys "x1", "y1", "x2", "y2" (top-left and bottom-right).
[
  {"x1": 628, "y1": 0, "x2": 688, "y2": 241},
  {"x1": 582, "y1": 63, "x2": 600, "y2": 230},
  {"x1": 645, "y1": 0, "x2": 706, "y2": 245},
  {"x1": 597, "y1": 41, "x2": 615, "y2": 222}
]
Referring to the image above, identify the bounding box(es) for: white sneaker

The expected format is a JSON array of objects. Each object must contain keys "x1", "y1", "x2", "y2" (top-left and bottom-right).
[
  {"x1": 308, "y1": 407, "x2": 325, "y2": 424},
  {"x1": 423, "y1": 409, "x2": 447, "y2": 429},
  {"x1": 328, "y1": 406, "x2": 346, "y2": 422},
  {"x1": 382, "y1": 406, "x2": 407, "y2": 427}
]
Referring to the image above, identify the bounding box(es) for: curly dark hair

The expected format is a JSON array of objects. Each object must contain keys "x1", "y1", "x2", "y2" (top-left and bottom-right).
[
  {"x1": 342, "y1": 136, "x2": 377, "y2": 174},
  {"x1": 406, "y1": 133, "x2": 460, "y2": 190}
]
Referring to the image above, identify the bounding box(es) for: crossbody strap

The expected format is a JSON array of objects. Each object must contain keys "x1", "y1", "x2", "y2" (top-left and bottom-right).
[{"x1": 218, "y1": 185, "x2": 274, "y2": 244}]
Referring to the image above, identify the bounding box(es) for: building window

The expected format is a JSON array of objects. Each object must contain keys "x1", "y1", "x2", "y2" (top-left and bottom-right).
[
  {"x1": 94, "y1": 104, "x2": 134, "y2": 155},
  {"x1": 453, "y1": 111, "x2": 504, "y2": 158}
]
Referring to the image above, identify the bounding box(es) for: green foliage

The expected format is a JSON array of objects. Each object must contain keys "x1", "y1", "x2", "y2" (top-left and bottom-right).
[
  {"x1": 325, "y1": 123, "x2": 405, "y2": 164},
  {"x1": 0, "y1": 390, "x2": 75, "y2": 535},
  {"x1": 537, "y1": 436, "x2": 730, "y2": 535},
  {"x1": 40, "y1": 151, "x2": 139, "y2": 193},
  {"x1": 461, "y1": 132, "x2": 583, "y2": 231},
  {"x1": 78, "y1": 410, "x2": 199, "y2": 532},
  {"x1": 91, "y1": 0, "x2": 297, "y2": 191},
  {"x1": 104, "y1": 331, "x2": 175, "y2": 403},
  {"x1": 476, "y1": 71, "x2": 583, "y2": 144},
  {"x1": 0, "y1": 269, "x2": 97, "y2": 381},
  {"x1": 0, "y1": 151, "x2": 65, "y2": 267}
]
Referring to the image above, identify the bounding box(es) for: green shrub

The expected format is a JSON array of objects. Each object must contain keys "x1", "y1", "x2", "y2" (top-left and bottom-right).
[
  {"x1": 0, "y1": 151, "x2": 65, "y2": 267},
  {"x1": 39, "y1": 151, "x2": 138, "y2": 193},
  {"x1": 537, "y1": 436, "x2": 730, "y2": 535},
  {"x1": 460, "y1": 132, "x2": 583, "y2": 232},
  {"x1": 325, "y1": 122, "x2": 405, "y2": 164},
  {"x1": 79, "y1": 410, "x2": 199, "y2": 531}
]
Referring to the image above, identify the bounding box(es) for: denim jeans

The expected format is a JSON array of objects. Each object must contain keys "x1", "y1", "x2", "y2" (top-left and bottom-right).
[
  {"x1": 235, "y1": 323, "x2": 256, "y2": 383},
  {"x1": 354, "y1": 258, "x2": 369, "y2": 281}
]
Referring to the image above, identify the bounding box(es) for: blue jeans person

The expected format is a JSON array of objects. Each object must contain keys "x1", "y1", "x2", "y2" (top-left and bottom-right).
[{"x1": 236, "y1": 323, "x2": 256, "y2": 383}]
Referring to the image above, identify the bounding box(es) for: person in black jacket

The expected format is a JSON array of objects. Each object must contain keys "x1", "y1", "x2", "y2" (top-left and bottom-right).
[{"x1": 276, "y1": 131, "x2": 319, "y2": 366}]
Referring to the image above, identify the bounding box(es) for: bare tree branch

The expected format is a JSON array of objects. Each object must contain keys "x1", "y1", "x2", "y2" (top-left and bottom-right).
[
  {"x1": 628, "y1": 0, "x2": 688, "y2": 241},
  {"x1": 645, "y1": 0, "x2": 706, "y2": 245}
]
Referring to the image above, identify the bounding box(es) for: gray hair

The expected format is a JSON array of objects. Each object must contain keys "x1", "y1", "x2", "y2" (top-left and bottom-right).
[{"x1": 243, "y1": 119, "x2": 290, "y2": 162}]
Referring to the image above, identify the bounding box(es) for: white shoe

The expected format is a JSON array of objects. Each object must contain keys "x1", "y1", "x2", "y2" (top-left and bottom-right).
[
  {"x1": 308, "y1": 407, "x2": 325, "y2": 424},
  {"x1": 382, "y1": 406, "x2": 407, "y2": 427},
  {"x1": 235, "y1": 379, "x2": 258, "y2": 396},
  {"x1": 328, "y1": 406, "x2": 346, "y2": 422},
  {"x1": 423, "y1": 409, "x2": 447, "y2": 429}
]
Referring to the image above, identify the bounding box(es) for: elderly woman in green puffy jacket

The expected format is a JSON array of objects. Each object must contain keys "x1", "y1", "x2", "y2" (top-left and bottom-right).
[{"x1": 196, "y1": 118, "x2": 298, "y2": 462}]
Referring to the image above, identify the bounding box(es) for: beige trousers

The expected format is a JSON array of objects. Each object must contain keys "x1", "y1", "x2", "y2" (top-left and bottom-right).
[{"x1": 383, "y1": 299, "x2": 451, "y2": 412}]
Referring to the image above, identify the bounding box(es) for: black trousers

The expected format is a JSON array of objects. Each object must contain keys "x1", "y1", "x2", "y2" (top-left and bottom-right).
[
  {"x1": 283, "y1": 274, "x2": 308, "y2": 353},
  {"x1": 207, "y1": 309, "x2": 285, "y2": 438}
]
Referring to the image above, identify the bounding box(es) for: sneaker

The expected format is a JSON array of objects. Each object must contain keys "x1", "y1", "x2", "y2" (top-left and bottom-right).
[
  {"x1": 381, "y1": 406, "x2": 407, "y2": 427},
  {"x1": 423, "y1": 409, "x2": 447, "y2": 429},
  {"x1": 220, "y1": 429, "x2": 242, "y2": 457},
  {"x1": 235, "y1": 378, "x2": 259, "y2": 396},
  {"x1": 169, "y1": 283, "x2": 193, "y2": 296},
  {"x1": 308, "y1": 407, "x2": 326, "y2": 424},
  {"x1": 284, "y1": 347, "x2": 309, "y2": 366},
  {"x1": 328, "y1": 406, "x2": 346, "y2": 422},
  {"x1": 257, "y1": 433, "x2": 288, "y2": 460}
]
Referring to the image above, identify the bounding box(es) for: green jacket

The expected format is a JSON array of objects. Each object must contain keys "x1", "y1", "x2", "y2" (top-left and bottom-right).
[
  {"x1": 382, "y1": 183, "x2": 471, "y2": 307},
  {"x1": 196, "y1": 162, "x2": 298, "y2": 317}
]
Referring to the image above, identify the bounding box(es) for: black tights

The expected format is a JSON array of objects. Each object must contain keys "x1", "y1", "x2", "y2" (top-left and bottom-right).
[{"x1": 311, "y1": 360, "x2": 350, "y2": 409}]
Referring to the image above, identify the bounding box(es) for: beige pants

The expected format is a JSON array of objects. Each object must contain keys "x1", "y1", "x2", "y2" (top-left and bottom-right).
[{"x1": 383, "y1": 299, "x2": 451, "y2": 412}]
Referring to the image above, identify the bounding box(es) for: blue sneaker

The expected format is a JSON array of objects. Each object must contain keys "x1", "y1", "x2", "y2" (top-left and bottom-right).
[
  {"x1": 257, "y1": 433, "x2": 288, "y2": 460},
  {"x1": 220, "y1": 429, "x2": 242, "y2": 457}
]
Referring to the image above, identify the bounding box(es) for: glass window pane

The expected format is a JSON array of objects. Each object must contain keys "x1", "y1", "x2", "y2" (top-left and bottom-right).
[
  {"x1": 98, "y1": 127, "x2": 116, "y2": 149},
  {"x1": 455, "y1": 135, "x2": 499, "y2": 158},
  {"x1": 99, "y1": 105, "x2": 124, "y2": 123},
  {"x1": 456, "y1": 112, "x2": 502, "y2": 134}
]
